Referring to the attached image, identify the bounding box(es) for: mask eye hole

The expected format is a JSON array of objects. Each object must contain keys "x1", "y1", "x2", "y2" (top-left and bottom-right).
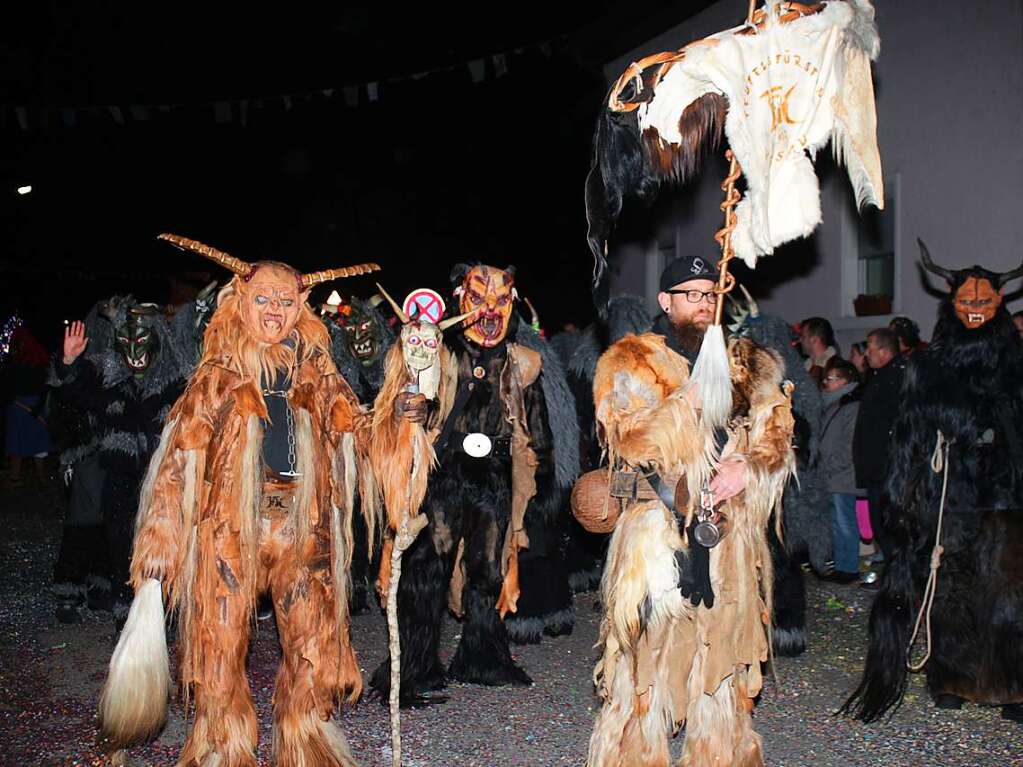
[
  {"x1": 280, "y1": 299, "x2": 294, "y2": 308},
  {"x1": 468, "y1": 290, "x2": 483, "y2": 305},
  {"x1": 255, "y1": 295, "x2": 269, "y2": 305},
  {"x1": 425, "y1": 338, "x2": 437, "y2": 349},
  {"x1": 361, "y1": 322, "x2": 370, "y2": 331},
  {"x1": 408, "y1": 336, "x2": 421, "y2": 346},
  {"x1": 497, "y1": 294, "x2": 510, "y2": 307}
]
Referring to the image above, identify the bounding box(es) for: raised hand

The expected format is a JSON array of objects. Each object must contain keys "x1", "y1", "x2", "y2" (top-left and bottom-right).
[{"x1": 63, "y1": 321, "x2": 89, "y2": 365}]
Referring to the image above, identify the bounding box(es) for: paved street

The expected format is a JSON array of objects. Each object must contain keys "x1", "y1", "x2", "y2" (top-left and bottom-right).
[{"x1": 1, "y1": 481, "x2": 1020, "y2": 767}]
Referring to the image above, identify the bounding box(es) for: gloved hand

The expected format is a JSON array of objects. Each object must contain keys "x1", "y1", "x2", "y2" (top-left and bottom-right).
[
  {"x1": 676, "y1": 519, "x2": 714, "y2": 608},
  {"x1": 395, "y1": 391, "x2": 429, "y2": 424}
]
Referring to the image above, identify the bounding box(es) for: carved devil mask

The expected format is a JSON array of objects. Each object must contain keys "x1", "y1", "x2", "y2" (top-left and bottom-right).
[
  {"x1": 339, "y1": 301, "x2": 382, "y2": 365},
  {"x1": 954, "y1": 277, "x2": 1002, "y2": 329},
  {"x1": 238, "y1": 264, "x2": 308, "y2": 345},
  {"x1": 114, "y1": 307, "x2": 161, "y2": 377},
  {"x1": 456, "y1": 265, "x2": 517, "y2": 348},
  {"x1": 918, "y1": 238, "x2": 1023, "y2": 331}
]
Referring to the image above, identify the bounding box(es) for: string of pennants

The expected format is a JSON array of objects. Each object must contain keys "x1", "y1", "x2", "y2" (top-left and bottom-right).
[{"x1": 5, "y1": 40, "x2": 557, "y2": 133}]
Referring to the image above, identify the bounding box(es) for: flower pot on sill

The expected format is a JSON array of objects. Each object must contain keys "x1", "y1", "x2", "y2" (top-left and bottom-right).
[{"x1": 853, "y1": 294, "x2": 892, "y2": 317}]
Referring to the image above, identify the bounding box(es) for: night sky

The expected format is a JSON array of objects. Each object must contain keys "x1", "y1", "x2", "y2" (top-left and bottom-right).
[{"x1": 1, "y1": 2, "x2": 720, "y2": 350}]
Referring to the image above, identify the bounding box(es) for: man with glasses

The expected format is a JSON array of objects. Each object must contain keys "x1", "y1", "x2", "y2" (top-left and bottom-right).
[
  {"x1": 585, "y1": 255, "x2": 796, "y2": 766},
  {"x1": 654, "y1": 255, "x2": 720, "y2": 363}
]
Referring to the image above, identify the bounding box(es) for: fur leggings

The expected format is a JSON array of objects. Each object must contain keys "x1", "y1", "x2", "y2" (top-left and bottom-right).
[
  {"x1": 177, "y1": 484, "x2": 360, "y2": 767},
  {"x1": 587, "y1": 502, "x2": 765, "y2": 767},
  {"x1": 370, "y1": 456, "x2": 531, "y2": 700}
]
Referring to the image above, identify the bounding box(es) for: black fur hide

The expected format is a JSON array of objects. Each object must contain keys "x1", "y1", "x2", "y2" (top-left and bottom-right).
[{"x1": 842, "y1": 289, "x2": 1023, "y2": 721}]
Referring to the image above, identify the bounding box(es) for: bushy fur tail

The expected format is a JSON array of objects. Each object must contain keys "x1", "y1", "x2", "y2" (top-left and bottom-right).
[
  {"x1": 839, "y1": 556, "x2": 915, "y2": 721},
  {"x1": 98, "y1": 578, "x2": 170, "y2": 747}
]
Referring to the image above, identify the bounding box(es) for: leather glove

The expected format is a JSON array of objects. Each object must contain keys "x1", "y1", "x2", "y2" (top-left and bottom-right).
[
  {"x1": 676, "y1": 519, "x2": 714, "y2": 608},
  {"x1": 395, "y1": 391, "x2": 429, "y2": 424}
]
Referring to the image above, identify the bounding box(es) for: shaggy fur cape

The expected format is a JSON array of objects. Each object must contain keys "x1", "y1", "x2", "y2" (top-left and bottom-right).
[
  {"x1": 842, "y1": 290, "x2": 1023, "y2": 721},
  {"x1": 587, "y1": 333, "x2": 794, "y2": 767}
]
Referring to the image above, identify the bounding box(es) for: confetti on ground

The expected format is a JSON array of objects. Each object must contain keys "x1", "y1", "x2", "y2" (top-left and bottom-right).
[{"x1": 2, "y1": 481, "x2": 1021, "y2": 766}]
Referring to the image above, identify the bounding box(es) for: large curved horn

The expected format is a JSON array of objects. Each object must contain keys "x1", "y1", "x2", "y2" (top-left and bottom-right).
[
  {"x1": 374, "y1": 282, "x2": 410, "y2": 324},
  {"x1": 158, "y1": 233, "x2": 253, "y2": 277},
  {"x1": 438, "y1": 307, "x2": 479, "y2": 331},
  {"x1": 738, "y1": 283, "x2": 759, "y2": 318},
  {"x1": 917, "y1": 238, "x2": 954, "y2": 283},
  {"x1": 301, "y1": 263, "x2": 380, "y2": 289},
  {"x1": 995, "y1": 260, "x2": 1023, "y2": 288}
]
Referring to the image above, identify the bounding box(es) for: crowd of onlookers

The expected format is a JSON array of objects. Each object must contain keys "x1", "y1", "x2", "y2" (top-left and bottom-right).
[{"x1": 796, "y1": 314, "x2": 945, "y2": 587}]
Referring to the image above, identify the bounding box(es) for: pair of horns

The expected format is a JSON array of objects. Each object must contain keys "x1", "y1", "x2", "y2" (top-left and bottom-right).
[
  {"x1": 376, "y1": 283, "x2": 477, "y2": 331},
  {"x1": 158, "y1": 234, "x2": 380, "y2": 289},
  {"x1": 919, "y1": 238, "x2": 1023, "y2": 288}
]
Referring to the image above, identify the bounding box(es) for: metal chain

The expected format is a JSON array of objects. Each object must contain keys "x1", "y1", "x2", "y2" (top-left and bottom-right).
[{"x1": 284, "y1": 398, "x2": 301, "y2": 477}]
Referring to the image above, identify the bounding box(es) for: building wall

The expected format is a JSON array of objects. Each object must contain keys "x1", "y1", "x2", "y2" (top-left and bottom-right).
[{"x1": 603, "y1": 0, "x2": 1023, "y2": 350}]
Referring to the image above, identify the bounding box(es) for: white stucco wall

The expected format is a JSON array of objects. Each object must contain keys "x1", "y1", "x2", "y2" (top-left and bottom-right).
[{"x1": 603, "y1": 0, "x2": 1023, "y2": 350}]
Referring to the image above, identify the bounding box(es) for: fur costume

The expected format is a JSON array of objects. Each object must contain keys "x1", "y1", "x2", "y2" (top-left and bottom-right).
[
  {"x1": 587, "y1": 332, "x2": 795, "y2": 767},
  {"x1": 98, "y1": 238, "x2": 380, "y2": 767},
  {"x1": 551, "y1": 295, "x2": 653, "y2": 594},
  {"x1": 324, "y1": 295, "x2": 396, "y2": 613},
  {"x1": 730, "y1": 299, "x2": 829, "y2": 656},
  {"x1": 369, "y1": 264, "x2": 578, "y2": 702},
  {"x1": 842, "y1": 243, "x2": 1023, "y2": 723},
  {"x1": 49, "y1": 297, "x2": 195, "y2": 617}
]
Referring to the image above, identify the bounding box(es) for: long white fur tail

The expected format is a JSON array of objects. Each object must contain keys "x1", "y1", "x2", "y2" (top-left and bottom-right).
[
  {"x1": 98, "y1": 578, "x2": 170, "y2": 748},
  {"x1": 688, "y1": 324, "x2": 732, "y2": 433}
]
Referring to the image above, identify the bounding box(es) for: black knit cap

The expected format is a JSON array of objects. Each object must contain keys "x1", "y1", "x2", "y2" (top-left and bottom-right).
[{"x1": 659, "y1": 256, "x2": 720, "y2": 292}]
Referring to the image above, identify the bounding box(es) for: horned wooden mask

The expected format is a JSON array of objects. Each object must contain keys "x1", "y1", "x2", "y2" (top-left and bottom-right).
[{"x1": 455, "y1": 265, "x2": 517, "y2": 348}]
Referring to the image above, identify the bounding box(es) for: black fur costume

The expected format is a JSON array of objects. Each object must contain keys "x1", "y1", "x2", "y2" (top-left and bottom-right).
[
  {"x1": 324, "y1": 296, "x2": 396, "y2": 613},
  {"x1": 49, "y1": 297, "x2": 199, "y2": 617},
  {"x1": 370, "y1": 275, "x2": 578, "y2": 702},
  {"x1": 843, "y1": 253, "x2": 1023, "y2": 722}
]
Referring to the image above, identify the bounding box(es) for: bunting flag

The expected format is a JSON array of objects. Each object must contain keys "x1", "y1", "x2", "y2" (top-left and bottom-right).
[{"x1": 4, "y1": 35, "x2": 561, "y2": 132}]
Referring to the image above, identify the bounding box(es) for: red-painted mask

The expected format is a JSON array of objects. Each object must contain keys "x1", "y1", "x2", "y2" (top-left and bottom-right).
[
  {"x1": 954, "y1": 276, "x2": 1002, "y2": 329},
  {"x1": 457, "y1": 265, "x2": 516, "y2": 347}
]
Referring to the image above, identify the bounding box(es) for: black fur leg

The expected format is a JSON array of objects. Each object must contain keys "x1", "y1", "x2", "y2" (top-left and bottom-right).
[
  {"x1": 369, "y1": 524, "x2": 450, "y2": 703},
  {"x1": 1001, "y1": 703, "x2": 1023, "y2": 723},
  {"x1": 770, "y1": 526, "x2": 807, "y2": 657},
  {"x1": 506, "y1": 526, "x2": 574, "y2": 646},
  {"x1": 934, "y1": 694, "x2": 964, "y2": 710},
  {"x1": 449, "y1": 585, "x2": 532, "y2": 687}
]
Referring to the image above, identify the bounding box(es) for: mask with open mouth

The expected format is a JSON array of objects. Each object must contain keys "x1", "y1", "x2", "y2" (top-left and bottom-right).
[
  {"x1": 239, "y1": 265, "x2": 308, "y2": 345},
  {"x1": 954, "y1": 276, "x2": 1001, "y2": 329},
  {"x1": 338, "y1": 302, "x2": 382, "y2": 365},
  {"x1": 114, "y1": 307, "x2": 161, "y2": 377},
  {"x1": 455, "y1": 265, "x2": 517, "y2": 348}
]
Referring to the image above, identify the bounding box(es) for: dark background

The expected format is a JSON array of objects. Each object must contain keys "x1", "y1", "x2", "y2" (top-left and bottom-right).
[{"x1": 1, "y1": 1, "x2": 720, "y2": 350}]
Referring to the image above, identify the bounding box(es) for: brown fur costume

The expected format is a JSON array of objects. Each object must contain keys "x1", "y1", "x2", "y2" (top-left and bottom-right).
[
  {"x1": 99, "y1": 273, "x2": 377, "y2": 767},
  {"x1": 587, "y1": 333, "x2": 794, "y2": 767}
]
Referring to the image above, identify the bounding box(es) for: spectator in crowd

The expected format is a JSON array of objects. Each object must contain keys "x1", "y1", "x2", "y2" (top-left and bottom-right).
[
  {"x1": 852, "y1": 327, "x2": 906, "y2": 588},
  {"x1": 817, "y1": 359, "x2": 863, "y2": 583},
  {"x1": 848, "y1": 341, "x2": 870, "y2": 376},
  {"x1": 3, "y1": 322, "x2": 52, "y2": 488},
  {"x1": 889, "y1": 315, "x2": 927, "y2": 356},
  {"x1": 1012, "y1": 310, "x2": 1023, "y2": 339},
  {"x1": 798, "y1": 316, "x2": 838, "y2": 385}
]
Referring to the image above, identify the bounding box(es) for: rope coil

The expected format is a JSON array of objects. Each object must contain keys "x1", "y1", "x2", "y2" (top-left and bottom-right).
[{"x1": 906, "y1": 430, "x2": 950, "y2": 672}]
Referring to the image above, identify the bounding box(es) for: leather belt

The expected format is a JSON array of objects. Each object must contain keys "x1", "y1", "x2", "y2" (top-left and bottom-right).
[{"x1": 609, "y1": 469, "x2": 680, "y2": 511}]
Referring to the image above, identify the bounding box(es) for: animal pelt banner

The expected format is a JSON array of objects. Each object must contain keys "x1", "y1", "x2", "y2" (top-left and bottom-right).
[{"x1": 585, "y1": 0, "x2": 883, "y2": 300}]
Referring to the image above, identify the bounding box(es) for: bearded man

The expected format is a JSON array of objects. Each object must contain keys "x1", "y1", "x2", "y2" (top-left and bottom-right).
[
  {"x1": 370, "y1": 263, "x2": 578, "y2": 705},
  {"x1": 97, "y1": 235, "x2": 391, "y2": 767},
  {"x1": 584, "y1": 256, "x2": 795, "y2": 767}
]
